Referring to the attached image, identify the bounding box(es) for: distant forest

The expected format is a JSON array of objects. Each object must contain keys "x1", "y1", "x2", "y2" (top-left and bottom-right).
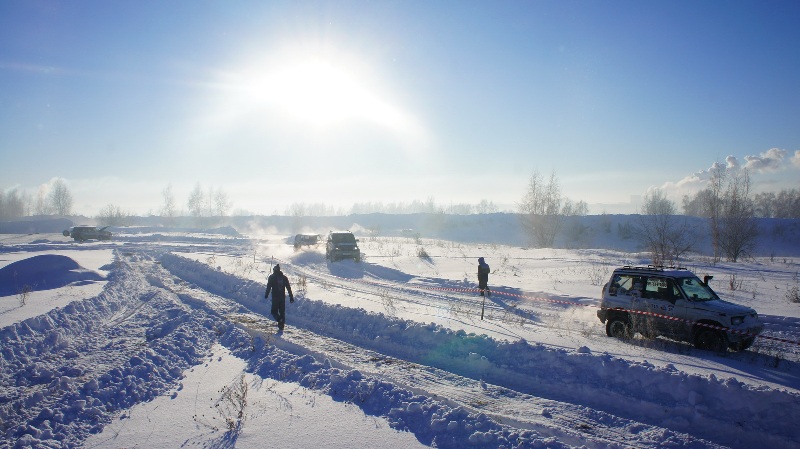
[{"x1": 1, "y1": 181, "x2": 799, "y2": 221}]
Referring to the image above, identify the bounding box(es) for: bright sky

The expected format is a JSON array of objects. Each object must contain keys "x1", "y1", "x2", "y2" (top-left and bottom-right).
[{"x1": 1, "y1": 0, "x2": 799, "y2": 216}]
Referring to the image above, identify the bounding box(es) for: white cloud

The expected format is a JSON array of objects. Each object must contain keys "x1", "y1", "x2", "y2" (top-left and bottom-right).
[
  {"x1": 725, "y1": 155, "x2": 740, "y2": 170},
  {"x1": 658, "y1": 148, "x2": 798, "y2": 202},
  {"x1": 742, "y1": 148, "x2": 787, "y2": 172}
]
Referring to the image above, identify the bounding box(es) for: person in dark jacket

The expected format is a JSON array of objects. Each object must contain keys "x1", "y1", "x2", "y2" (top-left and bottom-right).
[
  {"x1": 477, "y1": 257, "x2": 490, "y2": 297},
  {"x1": 265, "y1": 264, "x2": 294, "y2": 331}
]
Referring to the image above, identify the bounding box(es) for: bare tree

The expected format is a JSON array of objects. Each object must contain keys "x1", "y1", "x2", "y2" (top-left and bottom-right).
[
  {"x1": 475, "y1": 199, "x2": 498, "y2": 214},
  {"x1": 0, "y1": 191, "x2": 8, "y2": 220},
  {"x1": 683, "y1": 166, "x2": 761, "y2": 262},
  {"x1": 519, "y1": 170, "x2": 565, "y2": 247},
  {"x1": 48, "y1": 179, "x2": 73, "y2": 216},
  {"x1": 562, "y1": 199, "x2": 588, "y2": 216},
  {"x1": 753, "y1": 191, "x2": 776, "y2": 217},
  {"x1": 774, "y1": 188, "x2": 800, "y2": 218},
  {"x1": 160, "y1": 184, "x2": 177, "y2": 222},
  {"x1": 718, "y1": 170, "x2": 757, "y2": 262},
  {"x1": 305, "y1": 202, "x2": 336, "y2": 216},
  {"x1": 446, "y1": 203, "x2": 473, "y2": 214},
  {"x1": 682, "y1": 188, "x2": 715, "y2": 217},
  {"x1": 637, "y1": 189, "x2": 694, "y2": 266},
  {"x1": 34, "y1": 185, "x2": 51, "y2": 215},
  {"x1": 97, "y1": 204, "x2": 129, "y2": 226},
  {"x1": 0, "y1": 188, "x2": 25, "y2": 219},
  {"x1": 707, "y1": 164, "x2": 726, "y2": 262},
  {"x1": 187, "y1": 183, "x2": 205, "y2": 219},
  {"x1": 211, "y1": 187, "x2": 231, "y2": 217},
  {"x1": 424, "y1": 196, "x2": 439, "y2": 214}
]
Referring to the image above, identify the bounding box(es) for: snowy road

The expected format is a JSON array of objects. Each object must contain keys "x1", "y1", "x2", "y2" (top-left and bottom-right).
[{"x1": 2, "y1": 232, "x2": 800, "y2": 448}]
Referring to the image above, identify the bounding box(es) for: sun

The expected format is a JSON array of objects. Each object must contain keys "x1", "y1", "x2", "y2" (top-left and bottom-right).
[
  {"x1": 192, "y1": 46, "x2": 430, "y2": 158},
  {"x1": 266, "y1": 59, "x2": 365, "y2": 126},
  {"x1": 241, "y1": 55, "x2": 403, "y2": 128}
]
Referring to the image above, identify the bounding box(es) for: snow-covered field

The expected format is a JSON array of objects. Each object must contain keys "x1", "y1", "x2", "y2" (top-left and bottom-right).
[{"x1": 1, "y1": 223, "x2": 799, "y2": 449}]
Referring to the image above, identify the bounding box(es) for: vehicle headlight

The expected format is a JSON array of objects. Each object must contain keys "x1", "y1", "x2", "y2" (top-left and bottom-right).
[{"x1": 731, "y1": 316, "x2": 744, "y2": 326}]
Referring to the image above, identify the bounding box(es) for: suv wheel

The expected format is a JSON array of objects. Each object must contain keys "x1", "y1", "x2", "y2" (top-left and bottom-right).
[
  {"x1": 606, "y1": 316, "x2": 632, "y2": 340},
  {"x1": 694, "y1": 328, "x2": 727, "y2": 352},
  {"x1": 729, "y1": 337, "x2": 755, "y2": 352}
]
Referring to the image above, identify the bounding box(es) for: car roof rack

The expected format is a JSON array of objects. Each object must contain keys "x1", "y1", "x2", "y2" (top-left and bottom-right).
[{"x1": 619, "y1": 265, "x2": 689, "y2": 272}]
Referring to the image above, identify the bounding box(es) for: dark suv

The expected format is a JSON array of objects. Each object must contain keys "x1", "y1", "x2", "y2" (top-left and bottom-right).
[
  {"x1": 326, "y1": 231, "x2": 361, "y2": 262},
  {"x1": 294, "y1": 234, "x2": 320, "y2": 249},
  {"x1": 63, "y1": 226, "x2": 112, "y2": 242},
  {"x1": 597, "y1": 266, "x2": 763, "y2": 352}
]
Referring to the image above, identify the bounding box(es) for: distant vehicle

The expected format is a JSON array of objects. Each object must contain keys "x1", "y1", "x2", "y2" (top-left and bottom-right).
[
  {"x1": 63, "y1": 226, "x2": 112, "y2": 242},
  {"x1": 326, "y1": 231, "x2": 361, "y2": 262},
  {"x1": 597, "y1": 265, "x2": 763, "y2": 352},
  {"x1": 400, "y1": 228, "x2": 419, "y2": 238},
  {"x1": 294, "y1": 233, "x2": 320, "y2": 249}
]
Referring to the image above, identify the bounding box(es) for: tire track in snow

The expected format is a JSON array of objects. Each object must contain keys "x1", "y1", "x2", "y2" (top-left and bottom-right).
[
  {"x1": 0, "y1": 250, "x2": 224, "y2": 447},
  {"x1": 159, "y1": 252, "x2": 788, "y2": 447}
]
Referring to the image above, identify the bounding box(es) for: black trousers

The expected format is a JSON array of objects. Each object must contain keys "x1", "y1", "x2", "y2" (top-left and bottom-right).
[{"x1": 271, "y1": 296, "x2": 286, "y2": 323}]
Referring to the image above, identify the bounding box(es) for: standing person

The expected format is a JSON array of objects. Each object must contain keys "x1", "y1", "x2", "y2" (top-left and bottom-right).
[
  {"x1": 477, "y1": 257, "x2": 490, "y2": 297},
  {"x1": 265, "y1": 264, "x2": 294, "y2": 331}
]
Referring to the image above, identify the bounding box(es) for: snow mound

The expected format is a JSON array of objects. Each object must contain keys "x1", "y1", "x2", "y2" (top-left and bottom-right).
[{"x1": 0, "y1": 254, "x2": 105, "y2": 297}]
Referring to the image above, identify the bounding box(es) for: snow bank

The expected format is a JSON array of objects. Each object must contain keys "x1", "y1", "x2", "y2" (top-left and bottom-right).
[
  {"x1": 0, "y1": 253, "x2": 246, "y2": 447},
  {"x1": 160, "y1": 252, "x2": 800, "y2": 448},
  {"x1": 242, "y1": 339, "x2": 572, "y2": 449},
  {"x1": 0, "y1": 254, "x2": 104, "y2": 297}
]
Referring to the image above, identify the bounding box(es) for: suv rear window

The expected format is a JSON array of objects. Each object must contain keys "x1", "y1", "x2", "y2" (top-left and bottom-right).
[
  {"x1": 331, "y1": 233, "x2": 356, "y2": 243},
  {"x1": 608, "y1": 274, "x2": 643, "y2": 296}
]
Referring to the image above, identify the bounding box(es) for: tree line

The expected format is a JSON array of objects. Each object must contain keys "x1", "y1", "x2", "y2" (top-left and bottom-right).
[
  {"x1": 0, "y1": 179, "x2": 73, "y2": 219},
  {"x1": 518, "y1": 167, "x2": 773, "y2": 263},
  {"x1": 287, "y1": 198, "x2": 501, "y2": 217},
  {"x1": 628, "y1": 168, "x2": 759, "y2": 263},
  {"x1": 2, "y1": 171, "x2": 798, "y2": 252},
  {"x1": 684, "y1": 187, "x2": 800, "y2": 219},
  {"x1": 518, "y1": 170, "x2": 589, "y2": 248},
  {"x1": 0, "y1": 181, "x2": 232, "y2": 226}
]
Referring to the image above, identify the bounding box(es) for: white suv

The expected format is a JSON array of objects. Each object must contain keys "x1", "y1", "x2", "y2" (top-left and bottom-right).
[{"x1": 597, "y1": 266, "x2": 763, "y2": 352}]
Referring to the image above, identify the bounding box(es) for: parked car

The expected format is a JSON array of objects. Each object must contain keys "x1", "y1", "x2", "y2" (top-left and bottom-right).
[
  {"x1": 294, "y1": 233, "x2": 320, "y2": 249},
  {"x1": 597, "y1": 265, "x2": 763, "y2": 351},
  {"x1": 325, "y1": 231, "x2": 361, "y2": 262},
  {"x1": 64, "y1": 226, "x2": 112, "y2": 242}
]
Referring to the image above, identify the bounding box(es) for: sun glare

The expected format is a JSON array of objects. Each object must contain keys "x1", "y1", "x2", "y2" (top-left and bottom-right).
[
  {"x1": 245, "y1": 57, "x2": 404, "y2": 129},
  {"x1": 194, "y1": 46, "x2": 430, "y2": 158}
]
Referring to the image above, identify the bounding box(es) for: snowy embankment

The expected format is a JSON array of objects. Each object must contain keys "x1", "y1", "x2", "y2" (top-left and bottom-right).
[
  {"x1": 160, "y1": 251, "x2": 800, "y2": 449},
  {"x1": 2, "y1": 224, "x2": 799, "y2": 448},
  {"x1": 0, "y1": 250, "x2": 578, "y2": 449},
  {"x1": 0, "y1": 254, "x2": 231, "y2": 447}
]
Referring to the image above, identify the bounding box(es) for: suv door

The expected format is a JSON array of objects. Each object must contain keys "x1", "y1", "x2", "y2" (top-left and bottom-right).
[
  {"x1": 639, "y1": 276, "x2": 687, "y2": 338},
  {"x1": 606, "y1": 272, "x2": 644, "y2": 312}
]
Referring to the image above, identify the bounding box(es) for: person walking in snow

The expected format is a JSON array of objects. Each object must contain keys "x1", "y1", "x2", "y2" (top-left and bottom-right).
[
  {"x1": 477, "y1": 257, "x2": 490, "y2": 297},
  {"x1": 265, "y1": 264, "x2": 294, "y2": 331}
]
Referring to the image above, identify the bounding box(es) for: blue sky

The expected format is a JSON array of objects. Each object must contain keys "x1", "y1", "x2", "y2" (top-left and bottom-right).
[{"x1": 1, "y1": 0, "x2": 799, "y2": 216}]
